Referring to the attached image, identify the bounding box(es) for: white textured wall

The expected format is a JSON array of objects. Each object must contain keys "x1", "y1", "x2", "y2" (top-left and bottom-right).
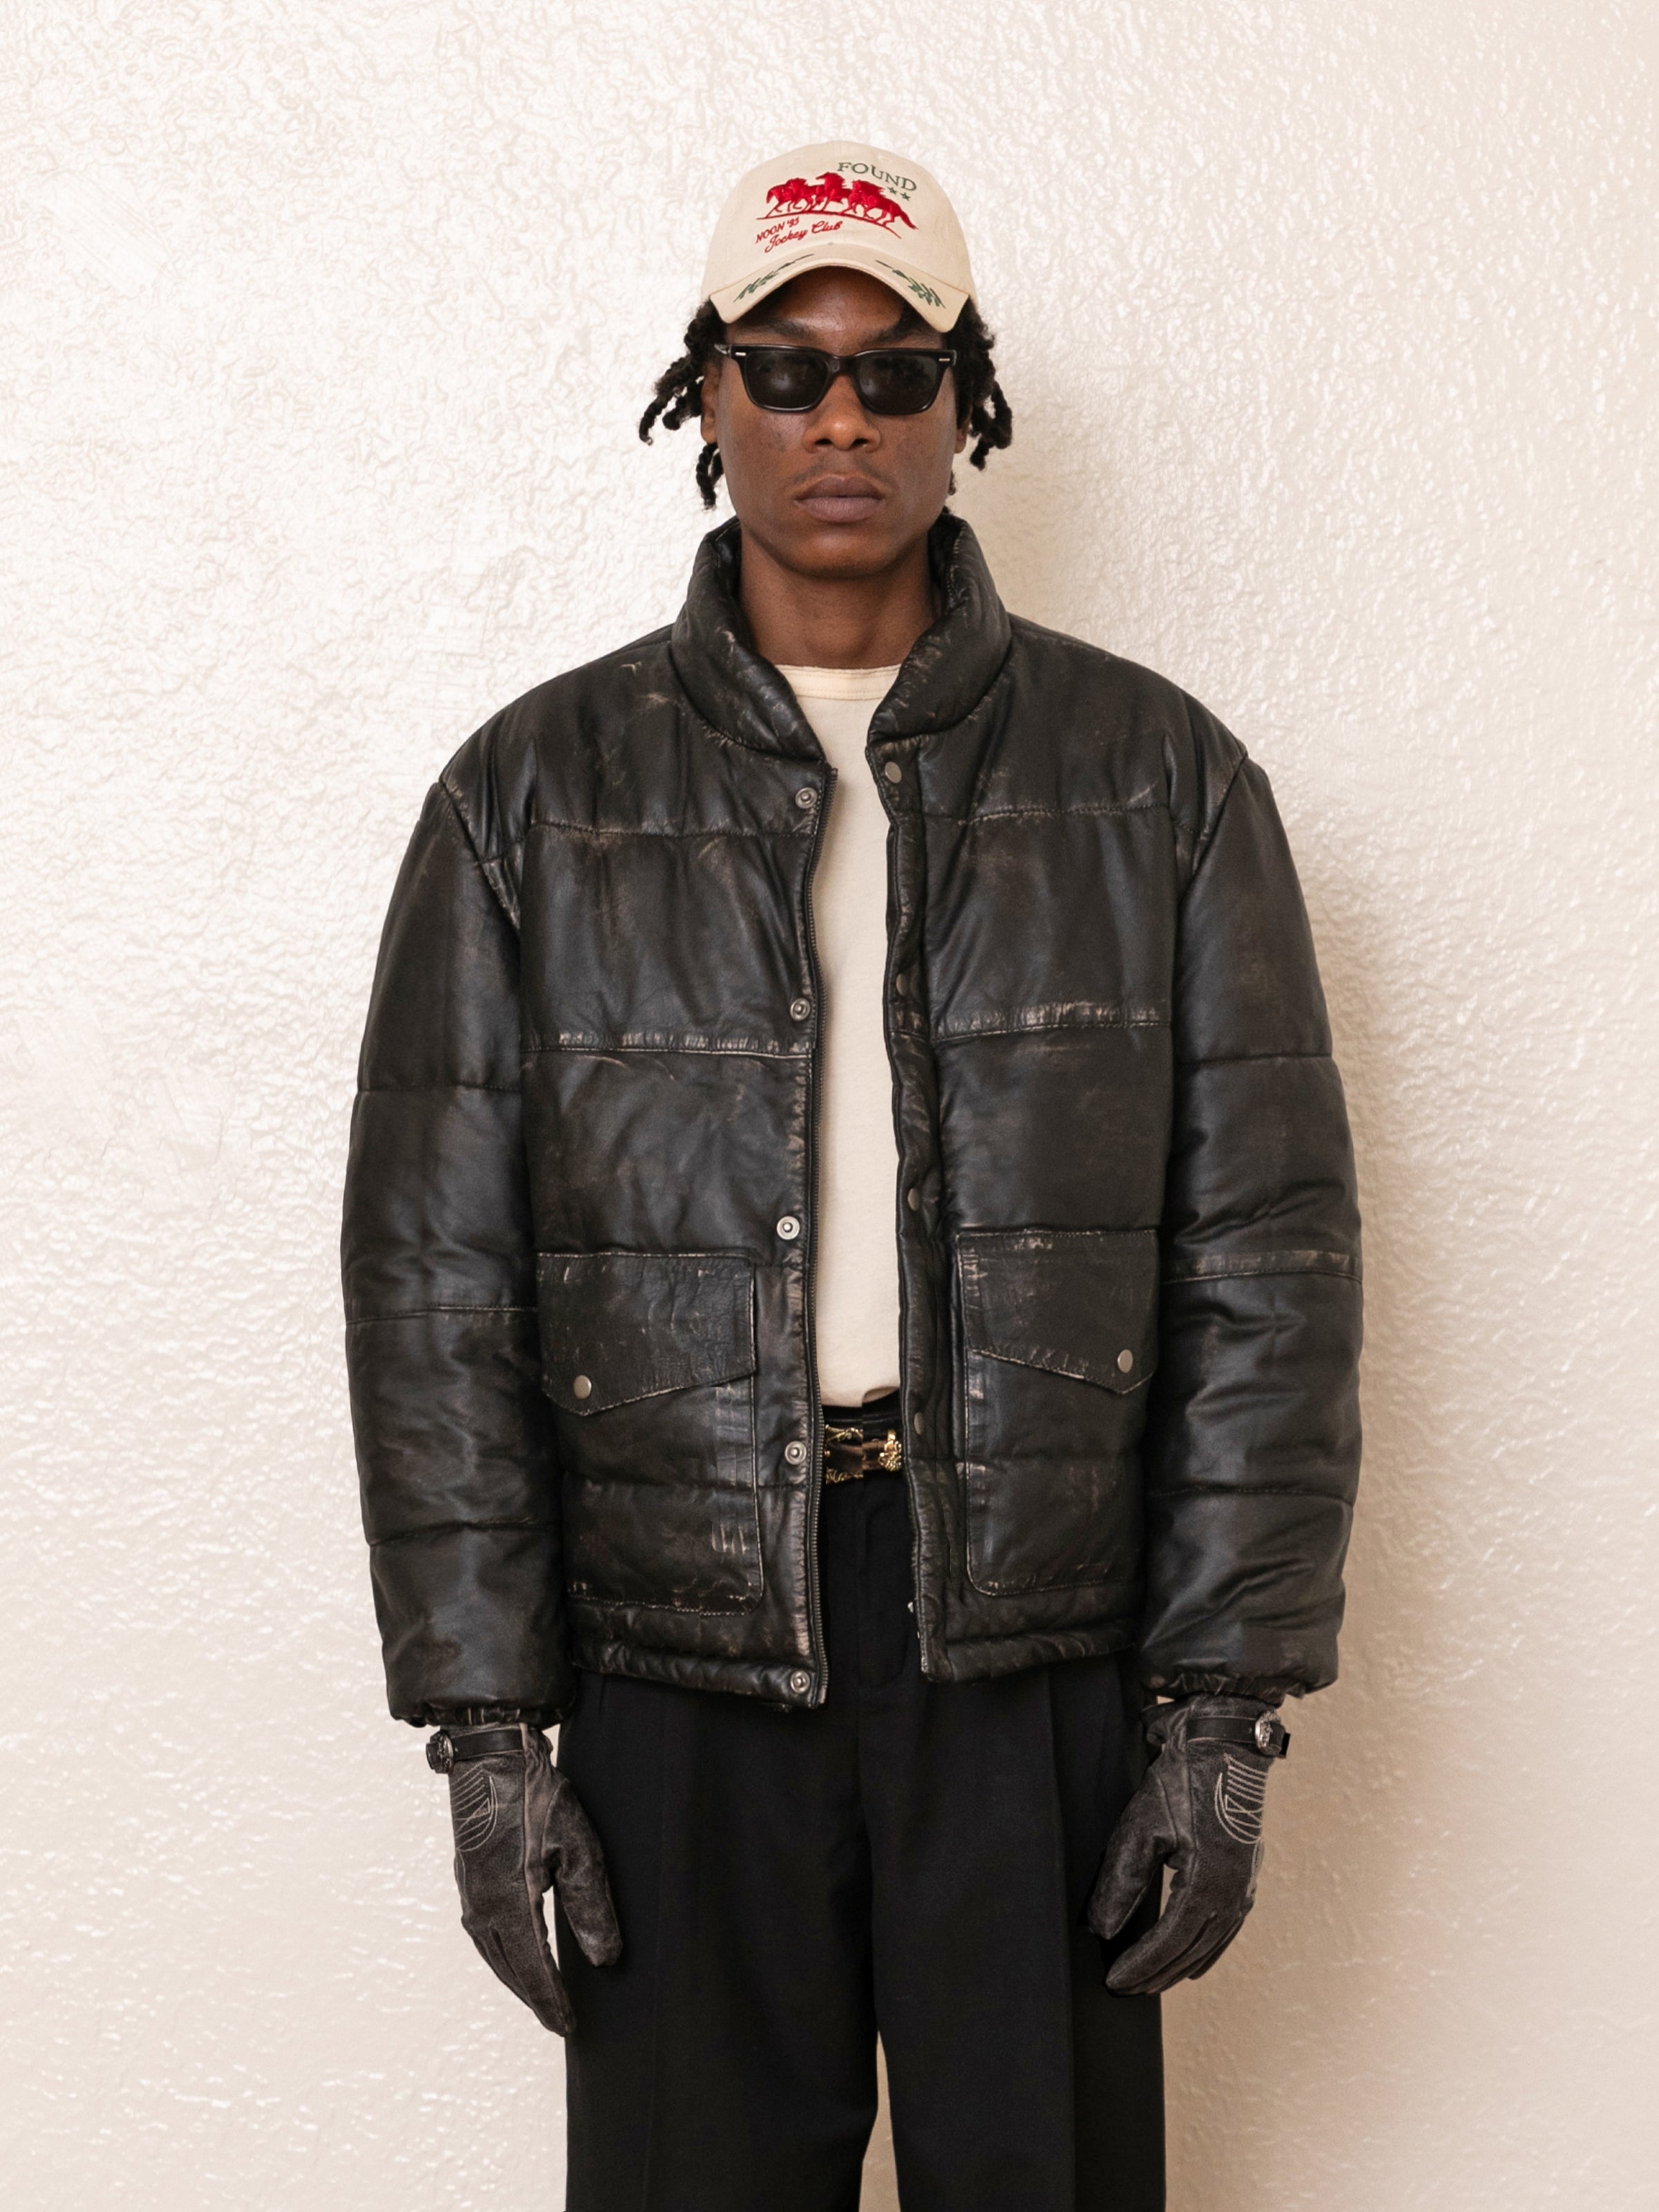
[{"x1": 3, "y1": 4, "x2": 1655, "y2": 2206}]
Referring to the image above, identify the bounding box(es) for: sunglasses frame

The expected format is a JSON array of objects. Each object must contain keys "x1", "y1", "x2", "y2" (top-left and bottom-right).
[{"x1": 713, "y1": 342, "x2": 957, "y2": 416}]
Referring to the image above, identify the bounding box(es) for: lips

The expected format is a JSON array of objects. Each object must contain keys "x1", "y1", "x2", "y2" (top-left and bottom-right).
[{"x1": 796, "y1": 474, "x2": 885, "y2": 524}]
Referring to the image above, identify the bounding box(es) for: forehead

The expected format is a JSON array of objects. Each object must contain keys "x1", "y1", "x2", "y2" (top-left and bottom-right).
[{"x1": 727, "y1": 266, "x2": 928, "y2": 343}]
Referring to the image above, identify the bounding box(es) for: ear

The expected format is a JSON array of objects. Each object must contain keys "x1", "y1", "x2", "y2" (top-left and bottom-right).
[
  {"x1": 700, "y1": 361, "x2": 722, "y2": 445},
  {"x1": 955, "y1": 417, "x2": 969, "y2": 456}
]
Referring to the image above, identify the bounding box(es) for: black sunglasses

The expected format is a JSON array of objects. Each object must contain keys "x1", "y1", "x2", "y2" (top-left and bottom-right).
[{"x1": 714, "y1": 343, "x2": 955, "y2": 417}]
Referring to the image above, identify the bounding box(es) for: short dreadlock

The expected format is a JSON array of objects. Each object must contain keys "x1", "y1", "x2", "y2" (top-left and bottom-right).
[{"x1": 638, "y1": 295, "x2": 1013, "y2": 509}]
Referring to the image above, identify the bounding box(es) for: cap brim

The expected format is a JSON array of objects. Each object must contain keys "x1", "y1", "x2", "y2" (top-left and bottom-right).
[{"x1": 711, "y1": 239, "x2": 969, "y2": 333}]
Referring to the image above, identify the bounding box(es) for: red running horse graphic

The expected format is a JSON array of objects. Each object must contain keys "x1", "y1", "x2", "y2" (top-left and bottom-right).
[
  {"x1": 844, "y1": 180, "x2": 915, "y2": 229},
  {"x1": 763, "y1": 172, "x2": 916, "y2": 230}
]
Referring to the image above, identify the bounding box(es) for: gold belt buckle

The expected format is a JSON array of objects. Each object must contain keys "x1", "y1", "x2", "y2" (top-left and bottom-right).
[
  {"x1": 823, "y1": 1421, "x2": 903, "y2": 1482},
  {"x1": 823, "y1": 1423, "x2": 864, "y2": 1483}
]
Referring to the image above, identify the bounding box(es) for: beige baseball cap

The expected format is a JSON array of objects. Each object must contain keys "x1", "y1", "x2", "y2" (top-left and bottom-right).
[{"x1": 702, "y1": 143, "x2": 975, "y2": 334}]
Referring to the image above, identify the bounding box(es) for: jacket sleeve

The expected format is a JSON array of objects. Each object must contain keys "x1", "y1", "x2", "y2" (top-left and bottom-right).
[
  {"x1": 1139, "y1": 738, "x2": 1362, "y2": 1700},
  {"x1": 341, "y1": 780, "x2": 572, "y2": 1725}
]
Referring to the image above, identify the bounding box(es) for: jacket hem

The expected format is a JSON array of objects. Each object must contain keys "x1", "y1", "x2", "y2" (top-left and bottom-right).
[
  {"x1": 572, "y1": 1638, "x2": 816, "y2": 1707},
  {"x1": 930, "y1": 1616, "x2": 1142, "y2": 1684}
]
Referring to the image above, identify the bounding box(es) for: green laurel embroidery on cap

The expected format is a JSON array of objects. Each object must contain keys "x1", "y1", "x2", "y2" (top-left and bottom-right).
[
  {"x1": 874, "y1": 259, "x2": 943, "y2": 308},
  {"x1": 733, "y1": 252, "x2": 814, "y2": 303}
]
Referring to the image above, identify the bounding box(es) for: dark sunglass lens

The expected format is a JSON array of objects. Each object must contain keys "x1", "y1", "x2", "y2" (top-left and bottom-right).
[
  {"x1": 857, "y1": 352, "x2": 945, "y2": 415},
  {"x1": 741, "y1": 349, "x2": 830, "y2": 410}
]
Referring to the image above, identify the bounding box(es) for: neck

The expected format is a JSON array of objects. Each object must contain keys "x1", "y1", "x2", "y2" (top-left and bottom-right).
[{"x1": 736, "y1": 528, "x2": 935, "y2": 670}]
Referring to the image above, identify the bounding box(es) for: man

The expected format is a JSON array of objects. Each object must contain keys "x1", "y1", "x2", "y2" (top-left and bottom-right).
[{"x1": 342, "y1": 142, "x2": 1361, "y2": 2212}]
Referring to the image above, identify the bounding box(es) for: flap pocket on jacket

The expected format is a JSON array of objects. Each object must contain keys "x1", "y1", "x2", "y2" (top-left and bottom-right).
[
  {"x1": 536, "y1": 1250, "x2": 756, "y2": 1416},
  {"x1": 956, "y1": 1228, "x2": 1159, "y2": 1394}
]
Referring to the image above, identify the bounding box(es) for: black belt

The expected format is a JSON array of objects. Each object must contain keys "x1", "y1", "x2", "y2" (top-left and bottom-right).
[{"x1": 821, "y1": 1392, "x2": 904, "y2": 1483}]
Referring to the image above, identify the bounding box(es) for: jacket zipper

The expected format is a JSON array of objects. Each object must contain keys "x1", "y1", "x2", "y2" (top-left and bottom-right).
[
  {"x1": 798, "y1": 762, "x2": 835, "y2": 1707},
  {"x1": 877, "y1": 776, "x2": 926, "y2": 1670}
]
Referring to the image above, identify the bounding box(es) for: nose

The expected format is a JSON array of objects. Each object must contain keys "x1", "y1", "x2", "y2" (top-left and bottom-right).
[{"x1": 807, "y1": 368, "x2": 878, "y2": 449}]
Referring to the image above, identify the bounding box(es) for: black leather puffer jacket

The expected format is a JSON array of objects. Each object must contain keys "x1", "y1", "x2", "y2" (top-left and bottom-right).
[{"x1": 342, "y1": 515, "x2": 1361, "y2": 1723}]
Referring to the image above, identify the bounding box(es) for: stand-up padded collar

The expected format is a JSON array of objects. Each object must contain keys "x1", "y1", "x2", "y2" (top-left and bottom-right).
[{"x1": 669, "y1": 510, "x2": 1013, "y2": 757}]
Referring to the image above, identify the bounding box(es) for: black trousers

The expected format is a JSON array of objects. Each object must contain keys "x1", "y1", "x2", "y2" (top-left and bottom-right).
[{"x1": 556, "y1": 1418, "x2": 1164, "y2": 2212}]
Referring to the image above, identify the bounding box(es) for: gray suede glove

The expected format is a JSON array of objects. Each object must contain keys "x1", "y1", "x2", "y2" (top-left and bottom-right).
[
  {"x1": 1087, "y1": 1694, "x2": 1289, "y2": 1996},
  {"x1": 427, "y1": 1721, "x2": 621, "y2": 2034}
]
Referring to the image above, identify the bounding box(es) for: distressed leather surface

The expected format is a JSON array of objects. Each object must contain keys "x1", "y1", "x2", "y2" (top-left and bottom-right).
[
  {"x1": 444, "y1": 1723, "x2": 621, "y2": 2036},
  {"x1": 1088, "y1": 1694, "x2": 1280, "y2": 1994},
  {"x1": 341, "y1": 514, "x2": 1362, "y2": 1718}
]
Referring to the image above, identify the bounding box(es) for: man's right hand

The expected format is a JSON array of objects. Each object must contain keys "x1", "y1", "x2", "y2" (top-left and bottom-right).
[{"x1": 428, "y1": 1721, "x2": 621, "y2": 2034}]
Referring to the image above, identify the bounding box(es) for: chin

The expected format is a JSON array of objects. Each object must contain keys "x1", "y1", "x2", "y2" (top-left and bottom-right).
[{"x1": 782, "y1": 521, "x2": 911, "y2": 578}]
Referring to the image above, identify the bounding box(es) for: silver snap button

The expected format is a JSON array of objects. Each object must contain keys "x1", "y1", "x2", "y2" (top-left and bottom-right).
[
  {"x1": 906, "y1": 1186, "x2": 920, "y2": 1211},
  {"x1": 1116, "y1": 1349, "x2": 1134, "y2": 1373},
  {"x1": 894, "y1": 972, "x2": 907, "y2": 995},
  {"x1": 776, "y1": 1215, "x2": 801, "y2": 1241},
  {"x1": 572, "y1": 1374, "x2": 592, "y2": 1400},
  {"x1": 882, "y1": 760, "x2": 902, "y2": 785},
  {"x1": 783, "y1": 1440, "x2": 807, "y2": 1466},
  {"x1": 794, "y1": 786, "x2": 817, "y2": 809},
  {"x1": 789, "y1": 995, "x2": 812, "y2": 1020},
  {"x1": 789, "y1": 1670, "x2": 811, "y2": 1695},
  {"x1": 912, "y1": 1412, "x2": 924, "y2": 1436}
]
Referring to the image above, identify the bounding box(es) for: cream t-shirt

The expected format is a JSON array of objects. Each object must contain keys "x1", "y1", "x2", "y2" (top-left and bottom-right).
[{"x1": 776, "y1": 664, "x2": 906, "y2": 1404}]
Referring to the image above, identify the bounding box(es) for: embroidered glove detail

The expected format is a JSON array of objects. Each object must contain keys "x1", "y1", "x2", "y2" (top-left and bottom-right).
[
  {"x1": 1212, "y1": 1753, "x2": 1268, "y2": 1847},
  {"x1": 449, "y1": 1762, "x2": 498, "y2": 1853},
  {"x1": 439, "y1": 1723, "x2": 621, "y2": 2036},
  {"x1": 1087, "y1": 1695, "x2": 1281, "y2": 1996}
]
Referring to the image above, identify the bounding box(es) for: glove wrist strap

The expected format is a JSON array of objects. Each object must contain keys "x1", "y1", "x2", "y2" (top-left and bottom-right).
[
  {"x1": 426, "y1": 1724, "x2": 527, "y2": 1773},
  {"x1": 1183, "y1": 1709, "x2": 1291, "y2": 1759}
]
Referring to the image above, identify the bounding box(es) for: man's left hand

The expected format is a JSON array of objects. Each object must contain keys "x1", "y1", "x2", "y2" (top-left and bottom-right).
[{"x1": 1087, "y1": 1694, "x2": 1288, "y2": 1996}]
